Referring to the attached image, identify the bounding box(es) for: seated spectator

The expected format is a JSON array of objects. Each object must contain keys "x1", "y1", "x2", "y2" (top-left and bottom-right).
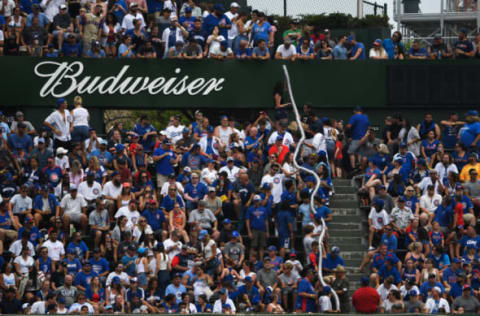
[{"x1": 408, "y1": 40, "x2": 428, "y2": 59}]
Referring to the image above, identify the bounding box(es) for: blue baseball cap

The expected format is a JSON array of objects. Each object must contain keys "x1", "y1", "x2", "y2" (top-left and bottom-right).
[
  {"x1": 115, "y1": 144, "x2": 125, "y2": 151},
  {"x1": 360, "y1": 276, "x2": 370, "y2": 286},
  {"x1": 417, "y1": 158, "x2": 426, "y2": 166},
  {"x1": 244, "y1": 276, "x2": 252, "y2": 282},
  {"x1": 220, "y1": 40, "x2": 228, "y2": 47},
  {"x1": 198, "y1": 229, "x2": 208, "y2": 240},
  {"x1": 185, "y1": 6, "x2": 192, "y2": 13},
  {"x1": 57, "y1": 98, "x2": 66, "y2": 107},
  {"x1": 232, "y1": 231, "x2": 240, "y2": 238},
  {"x1": 322, "y1": 286, "x2": 331, "y2": 294},
  {"x1": 460, "y1": 28, "x2": 468, "y2": 34},
  {"x1": 219, "y1": 288, "x2": 227, "y2": 294},
  {"x1": 373, "y1": 198, "x2": 384, "y2": 207},
  {"x1": 213, "y1": 3, "x2": 224, "y2": 11},
  {"x1": 398, "y1": 196, "x2": 406, "y2": 203},
  {"x1": 399, "y1": 142, "x2": 407, "y2": 148},
  {"x1": 276, "y1": 135, "x2": 284, "y2": 141},
  {"x1": 223, "y1": 218, "x2": 231, "y2": 224},
  {"x1": 268, "y1": 245, "x2": 277, "y2": 252},
  {"x1": 183, "y1": 127, "x2": 190, "y2": 133},
  {"x1": 466, "y1": 110, "x2": 479, "y2": 117},
  {"x1": 207, "y1": 125, "x2": 214, "y2": 133},
  {"x1": 262, "y1": 183, "x2": 271, "y2": 190},
  {"x1": 374, "y1": 38, "x2": 382, "y2": 46},
  {"x1": 452, "y1": 258, "x2": 461, "y2": 264},
  {"x1": 305, "y1": 176, "x2": 316, "y2": 183}
]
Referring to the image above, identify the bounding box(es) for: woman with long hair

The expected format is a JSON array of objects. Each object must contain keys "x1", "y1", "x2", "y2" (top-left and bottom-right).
[
  {"x1": 69, "y1": 159, "x2": 84, "y2": 189},
  {"x1": 117, "y1": 183, "x2": 135, "y2": 209},
  {"x1": 86, "y1": 276, "x2": 105, "y2": 311},
  {"x1": 145, "y1": 276, "x2": 162, "y2": 303},
  {"x1": 135, "y1": 247, "x2": 150, "y2": 289},
  {"x1": 404, "y1": 242, "x2": 425, "y2": 270},
  {"x1": 0, "y1": 263, "x2": 17, "y2": 291},
  {"x1": 154, "y1": 243, "x2": 171, "y2": 296},
  {"x1": 398, "y1": 119, "x2": 421, "y2": 157},
  {"x1": 200, "y1": 231, "x2": 217, "y2": 276},
  {"x1": 100, "y1": 232, "x2": 116, "y2": 263},
  {"x1": 112, "y1": 216, "x2": 129, "y2": 245},
  {"x1": 85, "y1": 156, "x2": 106, "y2": 185},
  {"x1": 103, "y1": 13, "x2": 121, "y2": 57},
  {"x1": 105, "y1": 276, "x2": 124, "y2": 306}
]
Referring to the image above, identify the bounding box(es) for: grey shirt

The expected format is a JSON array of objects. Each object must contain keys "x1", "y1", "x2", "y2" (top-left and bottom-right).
[
  {"x1": 88, "y1": 209, "x2": 109, "y2": 228},
  {"x1": 374, "y1": 193, "x2": 395, "y2": 213},
  {"x1": 55, "y1": 285, "x2": 78, "y2": 307},
  {"x1": 453, "y1": 295, "x2": 480, "y2": 313},
  {"x1": 464, "y1": 180, "x2": 480, "y2": 199},
  {"x1": 257, "y1": 268, "x2": 278, "y2": 288},
  {"x1": 188, "y1": 208, "x2": 216, "y2": 230},
  {"x1": 223, "y1": 241, "x2": 244, "y2": 262}
]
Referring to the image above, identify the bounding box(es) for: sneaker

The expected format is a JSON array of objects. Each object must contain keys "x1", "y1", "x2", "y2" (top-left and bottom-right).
[{"x1": 368, "y1": 246, "x2": 375, "y2": 251}]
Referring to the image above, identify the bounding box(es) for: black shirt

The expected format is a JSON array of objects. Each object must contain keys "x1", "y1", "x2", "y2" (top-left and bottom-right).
[{"x1": 0, "y1": 297, "x2": 22, "y2": 314}]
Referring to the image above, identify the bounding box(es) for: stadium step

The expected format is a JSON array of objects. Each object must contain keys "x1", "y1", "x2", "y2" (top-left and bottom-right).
[{"x1": 328, "y1": 178, "x2": 368, "y2": 297}]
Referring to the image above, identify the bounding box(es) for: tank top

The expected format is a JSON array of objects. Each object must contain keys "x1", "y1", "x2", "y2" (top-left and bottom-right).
[
  {"x1": 218, "y1": 126, "x2": 233, "y2": 146},
  {"x1": 8, "y1": 16, "x2": 22, "y2": 28},
  {"x1": 108, "y1": 287, "x2": 118, "y2": 303},
  {"x1": 2, "y1": 273, "x2": 15, "y2": 287},
  {"x1": 157, "y1": 253, "x2": 168, "y2": 271},
  {"x1": 136, "y1": 258, "x2": 145, "y2": 274},
  {"x1": 120, "y1": 197, "x2": 130, "y2": 207},
  {"x1": 172, "y1": 210, "x2": 183, "y2": 228}
]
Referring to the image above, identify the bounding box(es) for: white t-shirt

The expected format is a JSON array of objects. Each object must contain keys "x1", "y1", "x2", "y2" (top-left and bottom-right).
[
  {"x1": 261, "y1": 173, "x2": 284, "y2": 203},
  {"x1": 60, "y1": 193, "x2": 87, "y2": 214},
  {"x1": 121, "y1": 12, "x2": 145, "y2": 31},
  {"x1": 30, "y1": 301, "x2": 48, "y2": 314},
  {"x1": 312, "y1": 132, "x2": 327, "y2": 154},
  {"x1": 218, "y1": 165, "x2": 240, "y2": 183},
  {"x1": 434, "y1": 163, "x2": 458, "y2": 181},
  {"x1": 369, "y1": 48, "x2": 388, "y2": 59},
  {"x1": 0, "y1": 30, "x2": 4, "y2": 42},
  {"x1": 207, "y1": 35, "x2": 226, "y2": 55},
  {"x1": 213, "y1": 298, "x2": 236, "y2": 313},
  {"x1": 224, "y1": 11, "x2": 238, "y2": 40},
  {"x1": 165, "y1": 125, "x2": 185, "y2": 144},
  {"x1": 368, "y1": 207, "x2": 390, "y2": 230},
  {"x1": 424, "y1": 297, "x2": 450, "y2": 313},
  {"x1": 276, "y1": 44, "x2": 297, "y2": 58},
  {"x1": 44, "y1": 110, "x2": 72, "y2": 141},
  {"x1": 78, "y1": 181, "x2": 103, "y2": 201},
  {"x1": 68, "y1": 302, "x2": 95, "y2": 314},
  {"x1": 160, "y1": 182, "x2": 184, "y2": 196},
  {"x1": 72, "y1": 107, "x2": 89, "y2": 127},
  {"x1": 201, "y1": 167, "x2": 218, "y2": 184},
  {"x1": 377, "y1": 284, "x2": 398, "y2": 302},
  {"x1": 210, "y1": 45, "x2": 232, "y2": 57},
  {"x1": 419, "y1": 194, "x2": 442, "y2": 213},
  {"x1": 13, "y1": 255, "x2": 34, "y2": 274},
  {"x1": 417, "y1": 177, "x2": 440, "y2": 195},
  {"x1": 105, "y1": 271, "x2": 129, "y2": 286},
  {"x1": 56, "y1": 155, "x2": 70, "y2": 171},
  {"x1": 10, "y1": 194, "x2": 32, "y2": 214},
  {"x1": 163, "y1": 238, "x2": 182, "y2": 260},
  {"x1": 268, "y1": 131, "x2": 294, "y2": 147},
  {"x1": 42, "y1": 239, "x2": 65, "y2": 261},
  {"x1": 319, "y1": 295, "x2": 332, "y2": 312},
  {"x1": 9, "y1": 240, "x2": 35, "y2": 257},
  {"x1": 102, "y1": 181, "x2": 123, "y2": 199},
  {"x1": 114, "y1": 206, "x2": 141, "y2": 229},
  {"x1": 0, "y1": 0, "x2": 16, "y2": 17}
]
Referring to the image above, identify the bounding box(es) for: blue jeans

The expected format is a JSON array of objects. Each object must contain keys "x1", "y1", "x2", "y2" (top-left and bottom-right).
[{"x1": 72, "y1": 126, "x2": 89, "y2": 142}]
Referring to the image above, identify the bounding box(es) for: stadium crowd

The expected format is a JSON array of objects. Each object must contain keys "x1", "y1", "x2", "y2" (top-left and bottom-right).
[
  {"x1": 1, "y1": 89, "x2": 480, "y2": 314},
  {"x1": 0, "y1": 0, "x2": 480, "y2": 59}
]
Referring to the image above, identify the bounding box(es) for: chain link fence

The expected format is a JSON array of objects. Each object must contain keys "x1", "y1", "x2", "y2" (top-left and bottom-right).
[{"x1": 245, "y1": 0, "x2": 386, "y2": 17}]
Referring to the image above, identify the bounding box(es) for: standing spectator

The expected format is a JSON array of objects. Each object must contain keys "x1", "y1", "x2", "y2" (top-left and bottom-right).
[
  {"x1": 251, "y1": 12, "x2": 273, "y2": 48},
  {"x1": 383, "y1": 31, "x2": 405, "y2": 59},
  {"x1": 71, "y1": 96, "x2": 90, "y2": 143},
  {"x1": 40, "y1": 0, "x2": 65, "y2": 22},
  {"x1": 81, "y1": 4, "x2": 103, "y2": 55},
  {"x1": 333, "y1": 35, "x2": 347, "y2": 60},
  {"x1": 202, "y1": 4, "x2": 231, "y2": 39},
  {"x1": 332, "y1": 265, "x2": 350, "y2": 312},
  {"x1": 455, "y1": 28, "x2": 475, "y2": 59},
  {"x1": 295, "y1": 269, "x2": 316, "y2": 313},
  {"x1": 347, "y1": 106, "x2": 370, "y2": 169},
  {"x1": 352, "y1": 276, "x2": 380, "y2": 313},
  {"x1": 43, "y1": 98, "x2": 72, "y2": 150}
]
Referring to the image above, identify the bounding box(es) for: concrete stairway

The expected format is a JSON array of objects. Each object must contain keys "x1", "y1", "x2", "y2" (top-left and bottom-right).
[{"x1": 328, "y1": 178, "x2": 368, "y2": 295}]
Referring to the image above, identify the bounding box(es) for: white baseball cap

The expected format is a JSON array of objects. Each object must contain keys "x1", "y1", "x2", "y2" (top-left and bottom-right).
[{"x1": 231, "y1": 2, "x2": 240, "y2": 8}]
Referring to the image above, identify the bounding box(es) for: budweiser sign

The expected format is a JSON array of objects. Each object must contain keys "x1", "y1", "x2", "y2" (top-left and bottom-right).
[{"x1": 34, "y1": 61, "x2": 226, "y2": 98}]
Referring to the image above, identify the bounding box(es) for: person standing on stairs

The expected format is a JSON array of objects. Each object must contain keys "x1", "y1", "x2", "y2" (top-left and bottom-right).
[{"x1": 332, "y1": 265, "x2": 350, "y2": 313}]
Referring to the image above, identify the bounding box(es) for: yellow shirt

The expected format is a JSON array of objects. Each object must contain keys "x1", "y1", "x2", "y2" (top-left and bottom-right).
[{"x1": 460, "y1": 163, "x2": 480, "y2": 182}]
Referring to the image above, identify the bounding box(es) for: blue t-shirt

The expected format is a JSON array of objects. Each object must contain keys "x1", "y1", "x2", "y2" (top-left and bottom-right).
[
  {"x1": 420, "y1": 281, "x2": 445, "y2": 299},
  {"x1": 427, "y1": 253, "x2": 450, "y2": 270},
  {"x1": 246, "y1": 205, "x2": 268, "y2": 232},
  {"x1": 18, "y1": 226, "x2": 40, "y2": 246},
  {"x1": 460, "y1": 122, "x2": 480, "y2": 147},
  {"x1": 455, "y1": 40, "x2": 474, "y2": 58},
  {"x1": 421, "y1": 139, "x2": 440, "y2": 157},
  {"x1": 235, "y1": 47, "x2": 252, "y2": 58},
  {"x1": 63, "y1": 257, "x2": 82, "y2": 275},
  {"x1": 142, "y1": 208, "x2": 166, "y2": 231},
  {"x1": 165, "y1": 284, "x2": 186, "y2": 303},
  {"x1": 62, "y1": 42, "x2": 82, "y2": 57},
  {"x1": 153, "y1": 148, "x2": 174, "y2": 176},
  {"x1": 235, "y1": 285, "x2": 261, "y2": 304},
  {"x1": 383, "y1": 38, "x2": 405, "y2": 59},
  {"x1": 38, "y1": 256, "x2": 52, "y2": 274},
  {"x1": 133, "y1": 124, "x2": 157, "y2": 151},
  {"x1": 112, "y1": 0, "x2": 127, "y2": 23},
  {"x1": 89, "y1": 257, "x2": 110, "y2": 276},
  {"x1": 74, "y1": 270, "x2": 98, "y2": 289},
  {"x1": 364, "y1": 166, "x2": 381, "y2": 182},
  {"x1": 277, "y1": 210, "x2": 293, "y2": 237},
  {"x1": 380, "y1": 233, "x2": 398, "y2": 252},
  {"x1": 184, "y1": 182, "x2": 208, "y2": 200},
  {"x1": 434, "y1": 203, "x2": 454, "y2": 227},
  {"x1": 86, "y1": 49, "x2": 106, "y2": 58},
  {"x1": 348, "y1": 113, "x2": 370, "y2": 140},
  {"x1": 202, "y1": 13, "x2": 231, "y2": 38},
  {"x1": 7, "y1": 133, "x2": 32, "y2": 153},
  {"x1": 178, "y1": 16, "x2": 195, "y2": 31},
  {"x1": 314, "y1": 205, "x2": 331, "y2": 221},
  {"x1": 323, "y1": 254, "x2": 345, "y2": 271},
  {"x1": 442, "y1": 267, "x2": 461, "y2": 287},
  {"x1": 408, "y1": 47, "x2": 429, "y2": 58},
  {"x1": 121, "y1": 254, "x2": 137, "y2": 276},
  {"x1": 333, "y1": 44, "x2": 347, "y2": 60},
  {"x1": 160, "y1": 194, "x2": 184, "y2": 212},
  {"x1": 251, "y1": 22, "x2": 272, "y2": 44},
  {"x1": 295, "y1": 278, "x2": 316, "y2": 312},
  {"x1": 378, "y1": 266, "x2": 401, "y2": 284},
  {"x1": 351, "y1": 42, "x2": 366, "y2": 59},
  {"x1": 66, "y1": 241, "x2": 89, "y2": 259}
]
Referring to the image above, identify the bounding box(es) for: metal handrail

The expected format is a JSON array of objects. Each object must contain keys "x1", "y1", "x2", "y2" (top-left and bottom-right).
[{"x1": 282, "y1": 65, "x2": 340, "y2": 311}]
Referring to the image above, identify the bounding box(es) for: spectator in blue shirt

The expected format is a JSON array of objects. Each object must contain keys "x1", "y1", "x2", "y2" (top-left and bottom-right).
[
  {"x1": 380, "y1": 225, "x2": 398, "y2": 252},
  {"x1": 63, "y1": 249, "x2": 82, "y2": 276},
  {"x1": 183, "y1": 173, "x2": 208, "y2": 211},
  {"x1": 347, "y1": 106, "x2": 370, "y2": 168},
  {"x1": 142, "y1": 200, "x2": 166, "y2": 233},
  {"x1": 202, "y1": 4, "x2": 231, "y2": 39},
  {"x1": 333, "y1": 35, "x2": 348, "y2": 60},
  {"x1": 26, "y1": 4, "x2": 48, "y2": 27},
  {"x1": 86, "y1": 41, "x2": 106, "y2": 58},
  {"x1": 165, "y1": 273, "x2": 187, "y2": 303},
  {"x1": 419, "y1": 273, "x2": 445, "y2": 300},
  {"x1": 62, "y1": 34, "x2": 82, "y2": 57},
  {"x1": 378, "y1": 257, "x2": 401, "y2": 285},
  {"x1": 74, "y1": 261, "x2": 99, "y2": 292},
  {"x1": 295, "y1": 269, "x2": 316, "y2": 313},
  {"x1": 251, "y1": 12, "x2": 273, "y2": 47},
  {"x1": 153, "y1": 140, "x2": 175, "y2": 189},
  {"x1": 234, "y1": 276, "x2": 262, "y2": 311},
  {"x1": 347, "y1": 35, "x2": 366, "y2": 60},
  {"x1": 7, "y1": 123, "x2": 32, "y2": 155},
  {"x1": 383, "y1": 31, "x2": 405, "y2": 59},
  {"x1": 460, "y1": 110, "x2": 480, "y2": 149},
  {"x1": 246, "y1": 195, "x2": 269, "y2": 260},
  {"x1": 235, "y1": 39, "x2": 252, "y2": 59},
  {"x1": 408, "y1": 40, "x2": 429, "y2": 59},
  {"x1": 133, "y1": 116, "x2": 157, "y2": 152},
  {"x1": 323, "y1": 246, "x2": 345, "y2": 274},
  {"x1": 89, "y1": 248, "x2": 110, "y2": 279},
  {"x1": 66, "y1": 232, "x2": 89, "y2": 259},
  {"x1": 455, "y1": 28, "x2": 475, "y2": 59}
]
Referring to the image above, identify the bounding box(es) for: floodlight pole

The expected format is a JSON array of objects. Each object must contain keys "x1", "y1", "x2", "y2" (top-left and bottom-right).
[
  {"x1": 284, "y1": 0, "x2": 287, "y2": 17},
  {"x1": 357, "y1": 0, "x2": 364, "y2": 18}
]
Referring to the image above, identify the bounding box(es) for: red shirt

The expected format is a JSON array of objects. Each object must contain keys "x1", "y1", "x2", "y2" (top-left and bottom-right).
[
  {"x1": 268, "y1": 144, "x2": 289, "y2": 164},
  {"x1": 352, "y1": 286, "x2": 380, "y2": 313}
]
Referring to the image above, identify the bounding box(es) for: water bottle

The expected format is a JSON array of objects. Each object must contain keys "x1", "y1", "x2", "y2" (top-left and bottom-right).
[{"x1": 438, "y1": 51, "x2": 441, "y2": 60}]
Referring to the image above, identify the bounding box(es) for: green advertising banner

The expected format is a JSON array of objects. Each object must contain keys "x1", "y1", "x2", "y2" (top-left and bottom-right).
[{"x1": 2, "y1": 57, "x2": 480, "y2": 109}]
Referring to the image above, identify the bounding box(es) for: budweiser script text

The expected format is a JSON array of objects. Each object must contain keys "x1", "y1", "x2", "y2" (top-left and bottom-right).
[{"x1": 34, "y1": 61, "x2": 226, "y2": 98}]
